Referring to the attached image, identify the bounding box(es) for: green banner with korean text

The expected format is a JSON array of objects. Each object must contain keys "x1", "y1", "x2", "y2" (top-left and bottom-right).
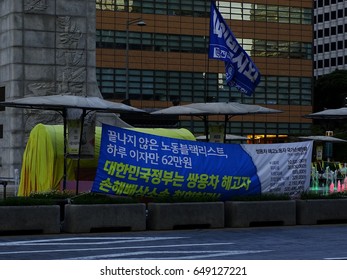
[{"x1": 92, "y1": 124, "x2": 313, "y2": 200}]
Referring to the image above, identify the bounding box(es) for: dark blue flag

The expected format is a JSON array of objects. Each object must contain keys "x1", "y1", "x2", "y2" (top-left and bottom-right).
[{"x1": 209, "y1": 1, "x2": 261, "y2": 96}]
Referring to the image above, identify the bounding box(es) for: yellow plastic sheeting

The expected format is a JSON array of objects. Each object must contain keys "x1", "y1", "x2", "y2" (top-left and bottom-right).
[{"x1": 18, "y1": 124, "x2": 196, "y2": 196}]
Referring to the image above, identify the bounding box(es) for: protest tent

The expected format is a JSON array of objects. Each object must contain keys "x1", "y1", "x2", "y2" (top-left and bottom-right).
[
  {"x1": 0, "y1": 94, "x2": 146, "y2": 192},
  {"x1": 149, "y1": 105, "x2": 209, "y2": 116},
  {"x1": 0, "y1": 95, "x2": 145, "y2": 112},
  {"x1": 304, "y1": 108, "x2": 347, "y2": 161},
  {"x1": 17, "y1": 124, "x2": 196, "y2": 196},
  {"x1": 298, "y1": 135, "x2": 347, "y2": 162},
  {"x1": 182, "y1": 102, "x2": 282, "y2": 143},
  {"x1": 150, "y1": 105, "x2": 210, "y2": 141},
  {"x1": 304, "y1": 107, "x2": 347, "y2": 133},
  {"x1": 298, "y1": 135, "x2": 347, "y2": 143},
  {"x1": 151, "y1": 102, "x2": 282, "y2": 142},
  {"x1": 305, "y1": 107, "x2": 347, "y2": 119}
]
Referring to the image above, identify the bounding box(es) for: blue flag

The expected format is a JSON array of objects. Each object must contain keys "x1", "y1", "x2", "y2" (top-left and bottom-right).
[{"x1": 209, "y1": 1, "x2": 261, "y2": 96}]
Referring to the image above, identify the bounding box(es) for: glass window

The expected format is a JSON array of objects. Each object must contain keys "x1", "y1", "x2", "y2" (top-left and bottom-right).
[
  {"x1": 338, "y1": 9, "x2": 343, "y2": 18},
  {"x1": 97, "y1": 67, "x2": 312, "y2": 106},
  {"x1": 324, "y1": 43, "x2": 330, "y2": 52},
  {"x1": 96, "y1": 0, "x2": 115, "y2": 11},
  {"x1": 97, "y1": 28, "x2": 312, "y2": 60},
  {"x1": 324, "y1": 28, "x2": 330, "y2": 36},
  {"x1": 96, "y1": 1, "x2": 305, "y2": 25},
  {"x1": 331, "y1": 11, "x2": 337, "y2": 20},
  {"x1": 338, "y1": 56, "x2": 343, "y2": 65},
  {"x1": 290, "y1": 7, "x2": 301, "y2": 24},
  {"x1": 338, "y1": 41, "x2": 343, "y2": 49},
  {"x1": 230, "y1": 2, "x2": 243, "y2": 20},
  {"x1": 331, "y1": 26, "x2": 336, "y2": 35},
  {"x1": 331, "y1": 57, "x2": 336, "y2": 66},
  {"x1": 331, "y1": 42, "x2": 336, "y2": 51},
  {"x1": 302, "y1": 9, "x2": 312, "y2": 24},
  {"x1": 324, "y1": 12, "x2": 330, "y2": 21},
  {"x1": 278, "y1": 6, "x2": 290, "y2": 23},
  {"x1": 324, "y1": 59, "x2": 330, "y2": 67}
]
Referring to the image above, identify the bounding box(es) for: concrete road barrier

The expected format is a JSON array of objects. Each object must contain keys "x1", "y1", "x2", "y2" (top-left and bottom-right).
[
  {"x1": 0, "y1": 205, "x2": 60, "y2": 234},
  {"x1": 63, "y1": 204, "x2": 147, "y2": 233},
  {"x1": 225, "y1": 200, "x2": 296, "y2": 228},
  {"x1": 147, "y1": 202, "x2": 225, "y2": 230},
  {"x1": 296, "y1": 199, "x2": 347, "y2": 225}
]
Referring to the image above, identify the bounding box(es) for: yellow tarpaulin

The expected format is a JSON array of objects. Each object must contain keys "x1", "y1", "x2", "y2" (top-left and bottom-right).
[{"x1": 18, "y1": 124, "x2": 196, "y2": 196}]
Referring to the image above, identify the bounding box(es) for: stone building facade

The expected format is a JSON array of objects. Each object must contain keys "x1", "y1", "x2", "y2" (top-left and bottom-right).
[{"x1": 0, "y1": 0, "x2": 100, "y2": 177}]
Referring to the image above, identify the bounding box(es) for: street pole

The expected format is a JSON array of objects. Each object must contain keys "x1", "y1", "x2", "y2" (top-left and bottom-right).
[{"x1": 125, "y1": 18, "x2": 146, "y2": 100}]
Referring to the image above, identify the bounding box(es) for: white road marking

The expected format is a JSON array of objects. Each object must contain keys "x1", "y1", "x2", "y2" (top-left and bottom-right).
[
  {"x1": 0, "y1": 236, "x2": 185, "y2": 246},
  {"x1": 0, "y1": 236, "x2": 273, "y2": 259},
  {"x1": 67, "y1": 250, "x2": 272, "y2": 260},
  {"x1": 324, "y1": 257, "x2": 347, "y2": 260},
  {"x1": 0, "y1": 240, "x2": 236, "y2": 257}
]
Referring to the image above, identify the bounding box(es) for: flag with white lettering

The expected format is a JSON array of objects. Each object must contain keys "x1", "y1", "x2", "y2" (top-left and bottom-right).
[{"x1": 209, "y1": 1, "x2": 261, "y2": 96}]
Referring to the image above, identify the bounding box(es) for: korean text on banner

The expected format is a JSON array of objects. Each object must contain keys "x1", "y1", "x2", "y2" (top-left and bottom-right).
[
  {"x1": 208, "y1": 1, "x2": 261, "y2": 96},
  {"x1": 92, "y1": 124, "x2": 313, "y2": 201},
  {"x1": 241, "y1": 142, "x2": 313, "y2": 196}
]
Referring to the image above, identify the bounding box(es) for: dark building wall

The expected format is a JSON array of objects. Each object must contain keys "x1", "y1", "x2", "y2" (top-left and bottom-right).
[{"x1": 95, "y1": 0, "x2": 313, "y2": 140}]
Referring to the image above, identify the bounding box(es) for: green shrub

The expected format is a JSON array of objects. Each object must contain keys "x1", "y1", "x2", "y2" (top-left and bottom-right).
[
  {"x1": 0, "y1": 197, "x2": 56, "y2": 206},
  {"x1": 1, "y1": 190, "x2": 297, "y2": 205},
  {"x1": 227, "y1": 193, "x2": 291, "y2": 201},
  {"x1": 29, "y1": 190, "x2": 74, "y2": 200},
  {"x1": 145, "y1": 195, "x2": 220, "y2": 203},
  {"x1": 300, "y1": 191, "x2": 347, "y2": 200},
  {"x1": 69, "y1": 192, "x2": 140, "y2": 204},
  {"x1": 1, "y1": 192, "x2": 141, "y2": 205}
]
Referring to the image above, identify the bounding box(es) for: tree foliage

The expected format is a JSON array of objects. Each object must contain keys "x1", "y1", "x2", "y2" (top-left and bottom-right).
[
  {"x1": 313, "y1": 70, "x2": 347, "y2": 162},
  {"x1": 314, "y1": 70, "x2": 347, "y2": 112}
]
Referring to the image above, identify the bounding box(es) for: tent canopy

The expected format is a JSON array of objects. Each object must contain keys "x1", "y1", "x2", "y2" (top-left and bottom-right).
[
  {"x1": 304, "y1": 107, "x2": 347, "y2": 119},
  {"x1": 298, "y1": 135, "x2": 347, "y2": 143},
  {"x1": 151, "y1": 102, "x2": 282, "y2": 142},
  {"x1": 183, "y1": 102, "x2": 282, "y2": 116},
  {"x1": 0, "y1": 94, "x2": 146, "y2": 113}
]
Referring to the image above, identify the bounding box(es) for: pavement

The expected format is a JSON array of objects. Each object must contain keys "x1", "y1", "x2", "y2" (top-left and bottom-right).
[{"x1": 0, "y1": 224, "x2": 347, "y2": 260}]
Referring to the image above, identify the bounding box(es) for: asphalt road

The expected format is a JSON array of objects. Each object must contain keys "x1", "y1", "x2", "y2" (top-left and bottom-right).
[{"x1": 0, "y1": 224, "x2": 346, "y2": 260}]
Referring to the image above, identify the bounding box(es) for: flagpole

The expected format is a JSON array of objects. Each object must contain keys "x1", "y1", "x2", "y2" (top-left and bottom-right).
[
  {"x1": 201, "y1": 1, "x2": 215, "y2": 142},
  {"x1": 205, "y1": 1, "x2": 213, "y2": 103}
]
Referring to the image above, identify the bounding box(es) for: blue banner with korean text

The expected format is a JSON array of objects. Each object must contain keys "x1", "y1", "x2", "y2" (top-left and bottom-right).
[
  {"x1": 209, "y1": 1, "x2": 261, "y2": 96},
  {"x1": 92, "y1": 124, "x2": 313, "y2": 201}
]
